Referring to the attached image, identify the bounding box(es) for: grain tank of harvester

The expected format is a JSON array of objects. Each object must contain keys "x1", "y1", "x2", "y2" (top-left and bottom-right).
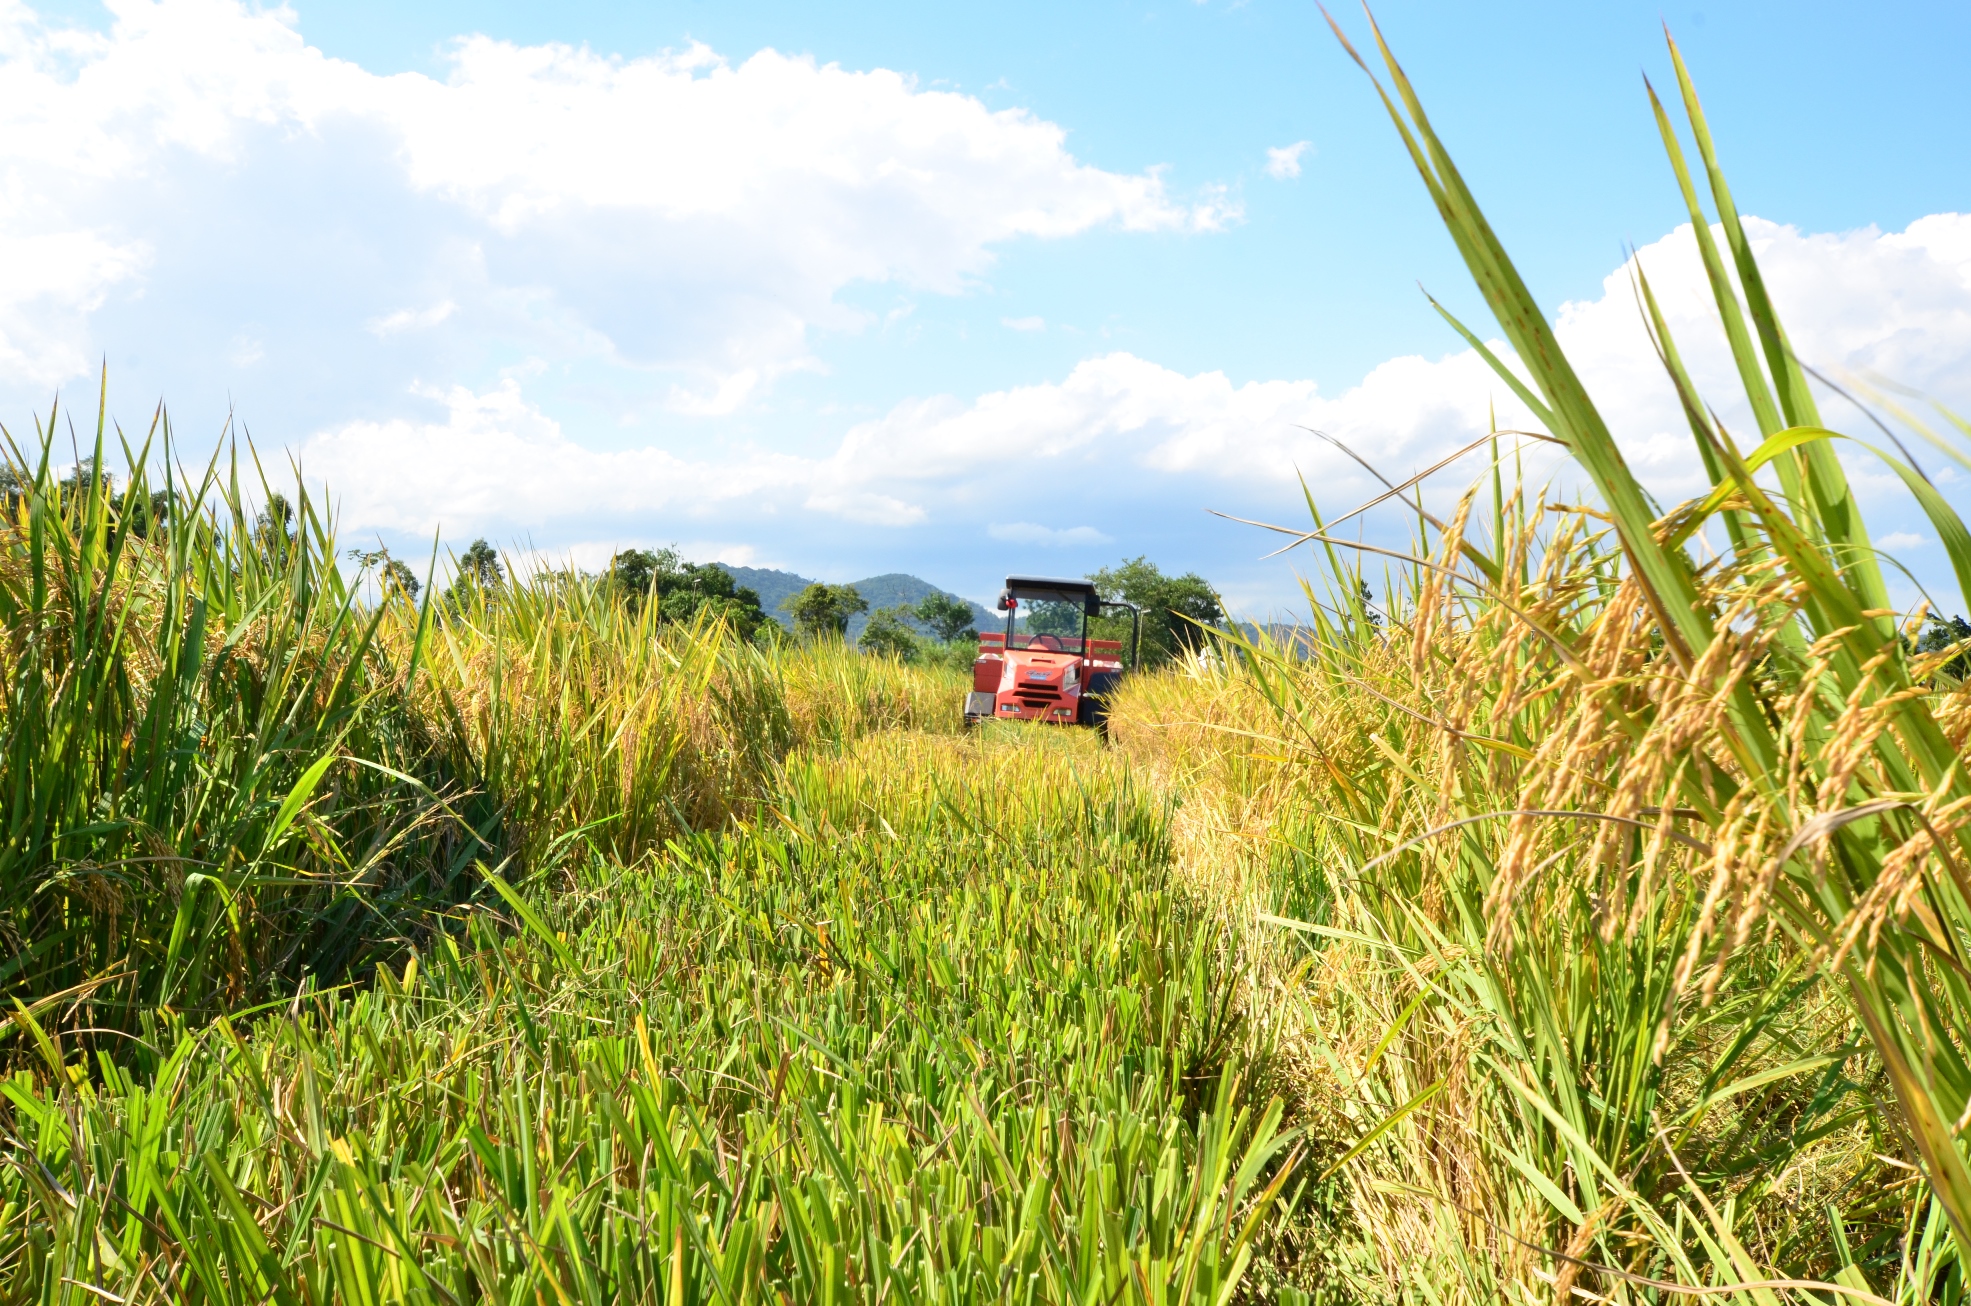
[{"x1": 963, "y1": 577, "x2": 1140, "y2": 730}]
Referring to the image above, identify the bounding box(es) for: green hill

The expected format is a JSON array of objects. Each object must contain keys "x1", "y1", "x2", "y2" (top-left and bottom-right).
[
  {"x1": 717, "y1": 566, "x2": 813, "y2": 623},
  {"x1": 716, "y1": 566, "x2": 995, "y2": 639},
  {"x1": 846, "y1": 573, "x2": 997, "y2": 637}
]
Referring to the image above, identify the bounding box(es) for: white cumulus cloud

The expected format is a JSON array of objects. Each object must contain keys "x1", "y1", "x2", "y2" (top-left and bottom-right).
[
  {"x1": 297, "y1": 379, "x2": 818, "y2": 533},
  {"x1": 367, "y1": 301, "x2": 456, "y2": 337},
  {"x1": 0, "y1": 0, "x2": 1224, "y2": 412},
  {"x1": 987, "y1": 522, "x2": 1113, "y2": 546},
  {"x1": 808, "y1": 213, "x2": 1971, "y2": 524},
  {"x1": 297, "y1": 210, "x2": 1971, "y2": 564},
  {"x1": 1264, "y1": 141, "x2": 1310, "y2": 180},
  {"x1": 0, "y1": 229, "x2": 149, "y2": 386}
]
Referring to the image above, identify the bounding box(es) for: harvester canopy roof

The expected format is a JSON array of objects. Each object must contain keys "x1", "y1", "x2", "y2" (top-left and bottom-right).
[{"x1": 999, "y1": 576, "x2": 1101, "y2": 614}]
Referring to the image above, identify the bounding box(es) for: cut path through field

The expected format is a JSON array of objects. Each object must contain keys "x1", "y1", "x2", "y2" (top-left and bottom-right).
[{"x1": 2, "y1": 726, "x2": 1309, "y2": 1303}]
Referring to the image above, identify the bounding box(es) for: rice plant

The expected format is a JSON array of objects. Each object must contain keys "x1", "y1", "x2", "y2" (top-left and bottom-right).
[
  {"x1": 395, "y1": 567, "x2": 958, "y2": 873},
  {"x1": 0, "y1": 406, "x2": 963, "y2": 1045},
  {"x1": 1092, "y1": 13, "x2": 1971, "y2": 1299},
  {"x1": 0, "y1": 399, "x2": 481, "y2": 1042},
  {"x1": 1, "y1": 729, "x2": 1302, "y2": 1303},
  {"x1": 0, "y1": 409, "x2": 1307, "y2": 1300}
]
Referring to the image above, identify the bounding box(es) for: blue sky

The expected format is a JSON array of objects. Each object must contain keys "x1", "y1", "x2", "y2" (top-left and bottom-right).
[{"x1": 5, "y1": 0, "x2": 1970, "y2": 614}]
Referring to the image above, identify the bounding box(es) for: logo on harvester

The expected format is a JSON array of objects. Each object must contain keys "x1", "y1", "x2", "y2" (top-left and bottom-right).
[{"x1": 1027, "y1": 671, "x2": 1048, "y2": 680}]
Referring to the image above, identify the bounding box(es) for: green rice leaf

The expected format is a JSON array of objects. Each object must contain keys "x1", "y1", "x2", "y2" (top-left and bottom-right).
[
  {"x1": 263, "y1": 752, "x2": 338, "y2": 856},
  {"x1": 480, "y1": 861, "x2": 576, "y2": 972}
]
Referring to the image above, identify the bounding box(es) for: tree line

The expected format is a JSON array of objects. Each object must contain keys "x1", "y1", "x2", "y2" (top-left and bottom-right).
[
  {"x1": 846, "y1": 556, "x2": 1228, "y2": 672},
  {"x1": 349, "y1": 539, "x2": 1234, "y2": 673}
]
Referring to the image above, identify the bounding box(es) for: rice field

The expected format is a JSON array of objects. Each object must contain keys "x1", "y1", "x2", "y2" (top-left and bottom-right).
[
  {"x1": 6, "y1": 17, "x2": 1971, "y2": 1305},
  {"x1": 4, "y1": 725, "x2": 1303, "y2": 1302}
]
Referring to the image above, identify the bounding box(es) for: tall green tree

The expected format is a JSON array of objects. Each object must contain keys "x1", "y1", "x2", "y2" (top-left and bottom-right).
[
  {"x1": 914, "y1": 591, "x2": 977, "y2": 643},
  {"x1": 782, "y1": 582, "x2": 867, "y2": 641},
  {"x1": 607, "y1": 546, "x2": 770, "y2": 639},
  {"x1": 349, "y1": 546, "x2": 422, "y2": 602},
  {"x1": 1356, "y1": 579, "x2": 1383, "y2": 633},
  {"x1": 125, "y1": 487, "x2": 175, "y2": 539},
  {"x1": 1914, "y1": 613, "x2": 1971, "y2": 679},
  {"x1": 255, "y1": 492, "x2": 297, "y2": 562},
  {"x1": 1088, "y1": 556, "x2": 1223, "y2": 668},
  {"x1": 606, "y1": 546, "x2": 676, "y2": 603},
  {"x1": 457, "y1": 538, "x2": 503, "y2": 588},
  {"x1": 442, "y1": 538, "x2": 505, "y2": 616},
  {"x1": 859, "y1": 605, "x2": 921, "y2": 659},
  {"x1": 381, "y1": 559, "x2": 421, "y2": 601}
]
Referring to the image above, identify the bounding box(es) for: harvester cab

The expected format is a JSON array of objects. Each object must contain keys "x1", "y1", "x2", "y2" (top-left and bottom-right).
[{"x1": 964, "y1": 577, "x2": 1140, "y2": 730}]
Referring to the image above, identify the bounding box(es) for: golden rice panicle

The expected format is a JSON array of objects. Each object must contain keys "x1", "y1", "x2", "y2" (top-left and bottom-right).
[
  {"x1": 1408, "y1": 486, "x2": 1476, "y2": 676},
  {"x1": 1484, "y1": 554, "x2": 1645, "y2": 945},
  {"x1": 1596, "y1": 574, "x2": 1771, "y2": 944}
]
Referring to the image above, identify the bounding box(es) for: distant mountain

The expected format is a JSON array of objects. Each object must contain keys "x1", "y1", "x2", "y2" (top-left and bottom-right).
[
  {"x1": 846, "y1": 573, "x2": 997, "y2": 637},
  {"x1": 718, "y1": 566, "x2": 812, "y2": 624},
  {"x1": 715, "y1": 566, "x2": 995, "y2": 639},
  {"x1": 1235, "y1": 622, "x2": 1319, "y2": 658}
]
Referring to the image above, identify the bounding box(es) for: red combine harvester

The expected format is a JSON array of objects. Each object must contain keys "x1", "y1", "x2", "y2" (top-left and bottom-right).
[{"x1": 965, "y1": 576, "x2": 1139, "y2": 729}]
